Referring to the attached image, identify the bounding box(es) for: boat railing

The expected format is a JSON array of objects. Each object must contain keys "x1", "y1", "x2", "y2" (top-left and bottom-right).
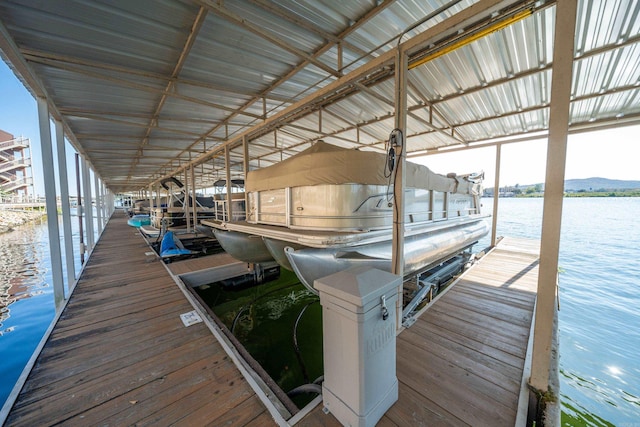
[
  {"x1": 249, "y1": 204, "x2": 481, "y2": 230},
  {"x1": 246, "y1": 185, "x2": 482, "y2": 230},
  {"x1": 212, "y1": 197, "x2": 246, "y2": 222}
]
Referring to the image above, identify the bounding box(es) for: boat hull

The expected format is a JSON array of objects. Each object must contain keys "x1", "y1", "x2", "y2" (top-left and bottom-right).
[
  {"x1": 212, "y1": 229, "x2": 275, "y2": 263},
  {"x1": 211, "y1": 216, "x2": 488, "y2": 292},
  {"x1": 284, "y1": 219, "x2": 488, "y2": 292},
  {"x1": 262, "y1": 238, "x2": 305, "y2": 270}
]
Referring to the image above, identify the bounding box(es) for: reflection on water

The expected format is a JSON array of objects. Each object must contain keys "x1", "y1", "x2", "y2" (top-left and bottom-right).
[
  {"x1": 0, "y1": 217, "x2": 49, "y2": 336},
  {"x1": 485, "y1": 198, "x2": 640, "y2": 426},
  {"x1": 0, "y1": 211, "x2": 92, "y2": 407}
]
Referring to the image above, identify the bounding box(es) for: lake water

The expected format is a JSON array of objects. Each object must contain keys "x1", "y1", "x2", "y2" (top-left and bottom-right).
[
  {"x1": 1, "y1": 199, "x2": 639, "y2": 424},
  {"x1": 482, "y1": 198, "x2": 640, "y2": 426},
  {"x1": 0, "y1": 210, "x2": 95, "y2": 412}
]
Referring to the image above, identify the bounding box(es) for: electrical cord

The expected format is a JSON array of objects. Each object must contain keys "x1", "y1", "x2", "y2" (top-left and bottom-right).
[{"x1": 383, "y1": 128, "x2": 404, "y2": 274}]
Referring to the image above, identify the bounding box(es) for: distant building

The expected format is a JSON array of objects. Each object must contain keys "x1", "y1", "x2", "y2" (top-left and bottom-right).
[{"x1": 0, "y1": 129, "x2": 33, "y2": 198}]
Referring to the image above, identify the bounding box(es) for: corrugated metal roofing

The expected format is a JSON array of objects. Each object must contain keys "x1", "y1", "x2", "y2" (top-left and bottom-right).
[{"x1": 1, "y1": 0, "x2": 639, "y2": 192}]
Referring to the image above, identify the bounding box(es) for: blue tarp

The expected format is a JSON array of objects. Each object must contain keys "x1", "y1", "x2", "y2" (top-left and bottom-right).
[{"x1": 160, "y1": 231, "x2": 192, "y2": 258}]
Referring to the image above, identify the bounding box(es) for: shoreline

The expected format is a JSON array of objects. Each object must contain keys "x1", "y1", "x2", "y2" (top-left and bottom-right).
[{"x1": 0, "y1": 209, "x2": 47, "y2": 234}]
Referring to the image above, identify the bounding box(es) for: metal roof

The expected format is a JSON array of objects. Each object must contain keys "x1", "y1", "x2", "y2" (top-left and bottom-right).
[{"x1": 1, "y1": 0, "x2": 638, "y2": 192}]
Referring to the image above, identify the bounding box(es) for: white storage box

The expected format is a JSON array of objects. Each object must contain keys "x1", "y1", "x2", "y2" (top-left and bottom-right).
[{"x1": 315, "y1": 266, "x2": 400, "y2": 427}]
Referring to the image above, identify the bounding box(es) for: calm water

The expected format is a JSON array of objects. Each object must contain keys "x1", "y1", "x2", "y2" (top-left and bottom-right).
[
  {"x1": 195, "y1": 269, "x2": 323, "y2": 409},
  {"x1": 1, "y1": 199, "x2": 639, "y2": 425},
  {"x1": 482, "y1": 198, "x2": 640, "y2": 426},
  {"x1": 0, "y1": 210, "x2": 95, "y2": 409}
]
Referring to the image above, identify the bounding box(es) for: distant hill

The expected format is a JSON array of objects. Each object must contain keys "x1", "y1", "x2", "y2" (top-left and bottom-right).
[
  {"x1": 484, "y1": 177, "x2": 640, "y2": 195},
  {"x1": 563, "y1": 177, "x2": 640, "y2": 191}
]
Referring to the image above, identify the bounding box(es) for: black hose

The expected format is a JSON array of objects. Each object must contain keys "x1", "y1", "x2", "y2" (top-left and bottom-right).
[
  {"x1": 230, "y1": 305, "x2": 249, "y2": 333},
  {"x1": 292, "y1": 301, "x2": 317, "y2": 384},
  {"x1": 287, "y1": 383, "x2": 322, "y2": 397}
]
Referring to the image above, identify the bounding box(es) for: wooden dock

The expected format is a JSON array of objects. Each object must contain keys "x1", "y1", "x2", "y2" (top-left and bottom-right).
[
  {"x1": 300, "y1": 237, "x2": 540, "y2": 426},
  {"x1": 4, "y1": 211, "x2": 273, "y2": 426},
  {"x1": 4, "y1": 210, "x2": 540, "y2": 427}
]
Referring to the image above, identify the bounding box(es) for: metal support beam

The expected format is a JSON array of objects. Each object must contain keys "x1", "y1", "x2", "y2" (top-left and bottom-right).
[
  {"x1": 148, "y1": 183, "x2": 154, "y2": 219},
  {"x1": 191, "y1": 165, "x2": 197, "y2": 230},
  {"x1": 100, "y1": 184, "x2": 105, "y2": 220},
  {"x1": 108, "y1": 189, "x2": 114, "y2": 216},
  {"x1": 94, "y1": 172, "x2": 103, "y2": 234},
  {"x1": 491, "y1": 143, "x2": 502, "y2": 247},
  {"x1": 55, "y1": 120, "x2": 76, "y2": 284},
  {"x1": 184, "y1": 167, "x2": 191, "y2": 232},
  {"x1": 392, "y1": 47, "x2": 408, "y2": 328},
  {"x1": 243, "y1": 136, "x2": 249, "y2": 218},
  {"x1": 82, "y1": 156, "x2": 95, "y2": 251},
  {"x1": 530, "y1": 0, "x2": 578, "y2": 392},
  {"x1": 225, "y1": 145, "x2": 232, "y2": 221},
  {"x1": 37, "y1": 98, "x2": 65, "y2": 308},
  {"x1": 75, "y1": 154, "x2": 85, "y2": 264},
  {"x1": 155, "y1": 182, "x2": 161, "y2": 212},
  {"x1": 103, "y1": 186, "x2": 109, "y2": 219}
]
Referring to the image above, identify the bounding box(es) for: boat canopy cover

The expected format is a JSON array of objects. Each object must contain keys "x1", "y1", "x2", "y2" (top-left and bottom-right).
[{"x1": 246, "y1": 141, "x2": 475, "y2": 194}]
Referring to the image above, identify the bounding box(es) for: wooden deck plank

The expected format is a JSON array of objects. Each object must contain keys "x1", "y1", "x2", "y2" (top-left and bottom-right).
[
  {"x1": 19, "y1": 321, "x2": 215, "y2": 399},
  {"x1": 383, "y1": 383, "x2": 464, "y2": 427},
  {"x1": 59, "y1": 355, "x2": 233, "y2": 425},
  {"x1": 243, "y1": 411, "x2": 282, "y2": 427},
  {"x1": 22, "y1": 310, "x2": 207, "y2": 378},
  {"x1": 419, "y1": 307, "x2": 530, "y2": 357},
  {"x1": 167, "y1": 251, "x2": 239, "y2": 276},
  {"x1": 405, "y1": 320, "x2": 523, "y2": 380},
  {"x1": 400, "y1": 326, "x2": 522, "y2": 392},
  {"x1": 4, "y1": 211, "x2": 265, "y2": 427},
  {"x1": 133, "y1": 372, "x2": 254, "y2": 426},
  {"x1": 10, "y1": 335, "x2": 220, "y2": 424},
  {"x1": 201, "y1": 394, "x2": 271, "y2": 427},
  {"x1": 396, "y1": 340, "x2": 517, "y2": 426},
  {"x1": 296, "y1": 405, "x2": 343, "y2": 427}
]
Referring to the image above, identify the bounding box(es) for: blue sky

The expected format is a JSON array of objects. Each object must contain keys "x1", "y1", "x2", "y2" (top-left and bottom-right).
[
  {"x1": 1, "y1": 58, "x2": 638, "y2": 196},
  {"x1": 416, "y1": 127, "x2": 640, "y2": 186},
  {"x1": 1, "y1": 59, "x2": 82, "y2": 196}
]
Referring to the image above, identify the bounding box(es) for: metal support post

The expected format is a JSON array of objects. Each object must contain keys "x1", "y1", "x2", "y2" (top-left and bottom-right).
[
  {"x1": 81, "y1": 157, "x2": 95, "y2": 251},
  {"x1": 94, "y1": 172, "x2": 103, "y2": 235},
  {"x1": 243, "y1": 136, "x2": 249, "y2": 219},
  {"x1": 75, "y1": 154, "x2": 85, "y2": 264},
  {"x1": 191, "y1": 165, "x2": 197, "y2": 229},
  {"x1": 184, "y1": 168, "x2": 191, "y2": 232},
  {"x1": 155, "y1": 182, "x2": 161, "y2": 213},
  {"x1": 530, "y1": 0, "x2": 577, "y2": 392},
  {"x1": 37, "y1": 98, "x2": 65, "y2": 308},
  {"x1": 101, "y1": 182, "x2": 107, "y2": 220},
  {"x1": 148, "y1": 183, "x2": 153, "y2": 215},
  {"x1": 491, "y1": 143, "x2": 501, "y2": 247},
  {"x1": 54, "y1": 120, "x2": 76, "y2": 284},
  {"x1": 225, "y1": 145, "x2": 232, "y2": 221},
  {"x1": 392, "y1": 47, "x2": 408, "y2": 328}
]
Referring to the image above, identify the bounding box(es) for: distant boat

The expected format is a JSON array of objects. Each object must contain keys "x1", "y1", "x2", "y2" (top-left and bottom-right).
[
  {"x1": 203, "y1": 142, "x2": 488, "y2": 293},
  {"x1": 149, "y1": 177, "x2": 245, "y2": 230},
  {"x1": 127, "y1": 214, "x2": 151, "y2": 228}
]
